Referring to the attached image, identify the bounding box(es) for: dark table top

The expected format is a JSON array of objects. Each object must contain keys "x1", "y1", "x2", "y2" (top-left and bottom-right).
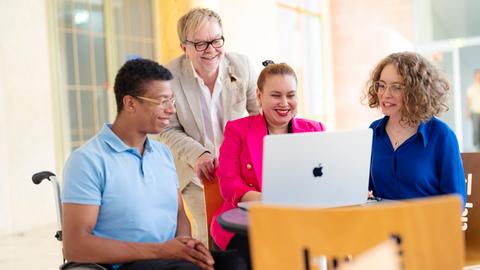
[
  {"x1": 216, "y1": 199, "x2": 395, "y2": 235},
  {"x1": 217, "y1": 208, "x2": 248, "y2": 235}
]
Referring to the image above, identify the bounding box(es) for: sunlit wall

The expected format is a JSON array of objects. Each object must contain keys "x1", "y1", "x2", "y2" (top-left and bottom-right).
[{"x1": 0, "y1": 0, "x2": 57, "y2": 235}]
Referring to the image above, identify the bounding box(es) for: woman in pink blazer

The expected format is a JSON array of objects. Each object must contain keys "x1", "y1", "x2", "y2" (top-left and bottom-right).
[{"x1": 210, "y1": 62, "x2": 326, "y2": 268}]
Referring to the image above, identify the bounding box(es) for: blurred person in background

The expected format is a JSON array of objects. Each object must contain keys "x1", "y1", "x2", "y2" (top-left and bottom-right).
[{"x1": 466, "y1": 69, "x2": 480, "y2": 150}]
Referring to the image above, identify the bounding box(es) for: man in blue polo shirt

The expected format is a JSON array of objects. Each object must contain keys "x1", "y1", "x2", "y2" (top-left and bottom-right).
[{"x1": 62, "y1": 59, "x2": 245, "y2": 270}]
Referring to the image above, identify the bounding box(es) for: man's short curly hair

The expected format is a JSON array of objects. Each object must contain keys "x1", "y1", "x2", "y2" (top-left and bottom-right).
[
  {"x1": 114, "y1": 58, "x2": 172, "y2": 113},
  {"x1": 365, "y1": 52, "x2": 450, "y2": 126}
]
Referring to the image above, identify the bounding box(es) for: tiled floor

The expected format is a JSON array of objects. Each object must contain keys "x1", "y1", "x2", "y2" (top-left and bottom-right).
[{"x1": 0, "y1": 223, "x2": 62, "y2": 269}]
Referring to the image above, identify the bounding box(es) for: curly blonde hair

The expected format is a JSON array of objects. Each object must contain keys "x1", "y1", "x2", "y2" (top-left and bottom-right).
[{"x1": 365, "y1": 52, "x2": 450, "y2": 126}]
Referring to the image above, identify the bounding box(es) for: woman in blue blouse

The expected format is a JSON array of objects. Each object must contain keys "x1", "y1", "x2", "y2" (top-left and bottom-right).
[{"x1": 365, "y1": 52, "x2": 466, "y2": 205}]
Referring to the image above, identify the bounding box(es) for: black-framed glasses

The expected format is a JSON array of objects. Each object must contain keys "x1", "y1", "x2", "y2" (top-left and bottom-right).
[
  {"x1": 373, "y1": 81, "x2": 405, "y2": 95},
  {"x1": 184, "y1": 36, "x2": 225, "y2": 52},
  {"x1": 134, "y1": 96, "x2": 175, "y2": 108}
]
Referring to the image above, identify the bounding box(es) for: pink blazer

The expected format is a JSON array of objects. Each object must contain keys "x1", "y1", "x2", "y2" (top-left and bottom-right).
[{"x1": 210, "y1": 114, "x2": 326, "y2": 250}]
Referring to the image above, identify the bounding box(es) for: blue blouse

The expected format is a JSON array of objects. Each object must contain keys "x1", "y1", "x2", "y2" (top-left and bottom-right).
[{"x1": 369, "y1": 116, "x2": 466, "y2": 205}]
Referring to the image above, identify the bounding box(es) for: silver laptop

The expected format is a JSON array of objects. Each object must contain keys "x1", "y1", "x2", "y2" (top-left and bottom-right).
[{"x1": 262, "y1": 129, "x2": 373, "y2": 207}]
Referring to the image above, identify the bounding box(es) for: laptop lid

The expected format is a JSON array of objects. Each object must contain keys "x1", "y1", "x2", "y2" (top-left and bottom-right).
[{"x1": 262, "y1": 129, "x2": 373, "y2": 207}]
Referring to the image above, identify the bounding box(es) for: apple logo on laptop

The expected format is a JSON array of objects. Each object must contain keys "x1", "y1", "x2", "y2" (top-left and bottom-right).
[{"x1": 313, "y1": 164, "x2": 323, "y2": 177}]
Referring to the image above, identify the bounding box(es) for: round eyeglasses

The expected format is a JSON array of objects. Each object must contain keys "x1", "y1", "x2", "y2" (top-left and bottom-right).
[
  {"x1": 373, "y1": 81, "x2": 405, "y2": 95},
  {"x1": 134, "y1": 96, "x2": 175, "y2": 108}
]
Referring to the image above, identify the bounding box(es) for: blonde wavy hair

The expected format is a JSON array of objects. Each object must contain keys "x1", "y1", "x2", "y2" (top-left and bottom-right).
[
  {"x1": 177, "y1": 8, "x2": 222, "y2": 43},
  {"x1": 365, "y1": 52, "x2": 450, "y2": 126}
]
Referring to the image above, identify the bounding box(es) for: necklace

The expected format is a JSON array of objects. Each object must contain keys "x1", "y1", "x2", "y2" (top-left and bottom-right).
[
  {"x1": 391, "y1": 138, "x2": 402, "y2": 149},
  {"x1": 386, "y1": 121, "x2": 418, "y2": 149}
]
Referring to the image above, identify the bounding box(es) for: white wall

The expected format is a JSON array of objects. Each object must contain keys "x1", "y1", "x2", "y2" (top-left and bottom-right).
[
  {"x1": 330, "y1": 0, "x2": 414, "y2": 130},
  {"x1": 0, "y1": 0, "x2": 57, "y2": 235},
  {"x1": 219, "y1": 0, "x2": 333, "y2": 121},
  {"x1": 0, "y1": 72, "x2": 10, "y2": 234},
  {"x1": 219, "y1": 0, "x2": 279, "y2": 76}
]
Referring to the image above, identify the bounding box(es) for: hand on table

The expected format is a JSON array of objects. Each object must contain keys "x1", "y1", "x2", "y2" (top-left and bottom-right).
[{"x1": 240, "y1": 191, "x2": 262, "y2": 202}]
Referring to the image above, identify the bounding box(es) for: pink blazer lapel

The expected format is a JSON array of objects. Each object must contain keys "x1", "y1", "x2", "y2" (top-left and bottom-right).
[
  {"x1": 291, "y1": 117, "x2": 325, "y2": 133},
  {"x1": 245, "y1": 114, "x2": 268, "y2": 188},
  {"x1": 291, "y1": 117, "x2": 309, "y2": 133}
]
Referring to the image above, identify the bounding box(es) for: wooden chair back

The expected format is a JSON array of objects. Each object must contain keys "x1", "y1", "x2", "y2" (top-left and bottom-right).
[
  {"x1": 249, "y1": 195, "x2": 464, "y2": 270},
  {"x1": 203, "y1": 176, "x2": 224, "y2": 249}
]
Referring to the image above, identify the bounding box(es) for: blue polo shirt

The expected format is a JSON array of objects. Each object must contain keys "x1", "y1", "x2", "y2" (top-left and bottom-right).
[
  {"x1": 369, "y1": 116, "x2": 466, "y2": 205},
  {"x1": 62, "y1": 124, "x2": 179, "y2": 245}
]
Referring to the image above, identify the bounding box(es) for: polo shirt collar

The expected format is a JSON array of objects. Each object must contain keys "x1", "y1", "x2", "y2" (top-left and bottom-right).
[
  {"x1": 144, "y1": 136, "x2": 154, "y2": 153},
  {"x1": 373, "y1": 116, "x2": 428, "y2": 147},
  {"x1": 100, "y1": 124, "x2": 153, "y2": 154}
]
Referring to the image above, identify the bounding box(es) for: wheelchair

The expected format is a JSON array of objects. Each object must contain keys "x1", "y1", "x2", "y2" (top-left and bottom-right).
[{"x1": 32, "y1": 171, "x2": 108, "y2": 270}]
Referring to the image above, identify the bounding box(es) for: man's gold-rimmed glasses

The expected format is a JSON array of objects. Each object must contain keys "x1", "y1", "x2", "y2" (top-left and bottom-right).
[{"x1": 134, "y1": 96, "x2": 175, "y2": 108}]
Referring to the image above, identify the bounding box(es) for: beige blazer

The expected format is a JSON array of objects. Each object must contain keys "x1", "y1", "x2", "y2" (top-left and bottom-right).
[{"x1": 159, "y1": 52, "x2": 259, "y2": 190}]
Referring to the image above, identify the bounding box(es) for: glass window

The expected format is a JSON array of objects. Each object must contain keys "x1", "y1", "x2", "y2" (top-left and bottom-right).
[
  {"x1": 63, "y1": 33, "x2": 75, "y2": 84},
  {"x1": 459, "y1": 45, "x2": 480, "y2": 151},
  {"x1": 112, "y1": 0, "x2": 155, "y2": 66},
  {"x1": 276, "y1": 0, "x2": 324, "y2": 118},
  {"x1": 67, "y1": 89, "x2": 79, "y2": 143},
  {"x1": 417, "y1": 0, "x2": 480, "y2": 44},
  {"x1": 55, "y1": 0, "x2": 155, "y2": 152},
  {"x1": 94, "y1": 37, "x2": 107, "y2": 85},
  {"x1": 77, "y1": 33, "x2": 92, "y2": 85},
  {"x1": 427, "y1": 52, "x2": 455, "y2": 128},
  {"x1": 416, "y1": 0, "x2": 480, "y2": 151}
]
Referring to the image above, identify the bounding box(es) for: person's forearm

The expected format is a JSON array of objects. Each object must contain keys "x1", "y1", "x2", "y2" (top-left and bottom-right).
[
  {"x1": 176, "y1": 222, "x2": 192, "y2": 237},
  {"x1": 240, "y1": 191, "x2": 262, "y2": 202},
  {"x1": 176, "y1": 203, "x2": 192, "y2": 237},
  {"x1": 63, "y1": 233, "x2": 162, "y2": 264}
]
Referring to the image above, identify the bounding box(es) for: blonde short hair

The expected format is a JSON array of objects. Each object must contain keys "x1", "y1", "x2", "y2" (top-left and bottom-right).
[
  {"x1": 177, "y1": 8, "x2": 222, "y2": 43},
  {"x1": 364, "y1": 52, "x2": 450, "y2": 126}
]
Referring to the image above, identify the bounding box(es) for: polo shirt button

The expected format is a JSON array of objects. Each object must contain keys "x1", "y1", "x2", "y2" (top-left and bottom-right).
[
  {"x1": 248, "y1": 183, "x2": 254, "y2": 187},
  {"x1": 246, "y1": 164, "x2": 252, "y2": 170}
]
